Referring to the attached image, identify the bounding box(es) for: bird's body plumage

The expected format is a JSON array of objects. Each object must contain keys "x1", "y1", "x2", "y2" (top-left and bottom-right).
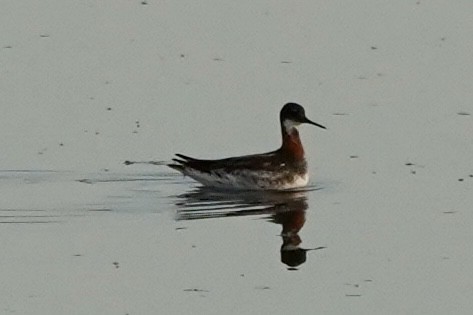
[{"x1": 168, "y1": 103, "x2": 325, "y2": 190}]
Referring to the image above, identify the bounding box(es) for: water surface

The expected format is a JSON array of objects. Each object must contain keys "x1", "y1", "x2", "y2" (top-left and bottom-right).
[{"x1": 2, "y1": 1, "x2": 473, "y2": 314}]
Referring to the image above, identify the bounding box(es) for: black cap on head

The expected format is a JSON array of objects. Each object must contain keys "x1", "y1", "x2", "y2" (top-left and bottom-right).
[{"x1": 280, "y1": 103, "x2": 326, "y2": 129}]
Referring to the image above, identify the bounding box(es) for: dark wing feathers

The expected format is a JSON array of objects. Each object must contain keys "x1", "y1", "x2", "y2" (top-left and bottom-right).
[
  {"x1": 168, "y1": 151, "x2": 284, "y2": 174},
  {"x1": 169, "y1": 153, "x2": 217, "y2": 173},
  {"x1": 175, "y1": 154, "x2": 197, "y2": 161}
]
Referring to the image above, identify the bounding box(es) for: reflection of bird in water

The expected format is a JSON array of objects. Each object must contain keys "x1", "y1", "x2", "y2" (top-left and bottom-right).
[
  {"x1": 175, "y1": 187, "x2": 325, "y2": 269},
  {"x1": 270, "y1": 208, "x2": 325, "y2": 269}
]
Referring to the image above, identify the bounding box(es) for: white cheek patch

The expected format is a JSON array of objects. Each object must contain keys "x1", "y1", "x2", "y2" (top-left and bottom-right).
[{"x1": 283, "y1": 119, "x2": 301, "y2": 132}]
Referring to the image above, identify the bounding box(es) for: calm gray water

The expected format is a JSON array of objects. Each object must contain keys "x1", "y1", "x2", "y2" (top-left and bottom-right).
[{"x1": 1, "y1": 163, "x2": 472, "y2": 314}]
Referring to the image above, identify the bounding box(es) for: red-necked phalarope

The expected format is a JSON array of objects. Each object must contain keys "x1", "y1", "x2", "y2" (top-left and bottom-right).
[{"x1": 168, "y1": 103, "x2": 326, "y2": 190}]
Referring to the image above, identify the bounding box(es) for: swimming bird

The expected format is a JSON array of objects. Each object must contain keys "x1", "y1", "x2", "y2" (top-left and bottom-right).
[{"x1": 168, "y1": 103, "x2": 326, "y2": 190}]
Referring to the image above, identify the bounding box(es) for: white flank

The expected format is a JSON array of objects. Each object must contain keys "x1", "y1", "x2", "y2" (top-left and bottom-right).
[
  {"x1": 283, "y1": 173, "x2": 309, "y2": 189},
  {"x1": 182, "y1": 168, "x2": 309, "y2": 190}
]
